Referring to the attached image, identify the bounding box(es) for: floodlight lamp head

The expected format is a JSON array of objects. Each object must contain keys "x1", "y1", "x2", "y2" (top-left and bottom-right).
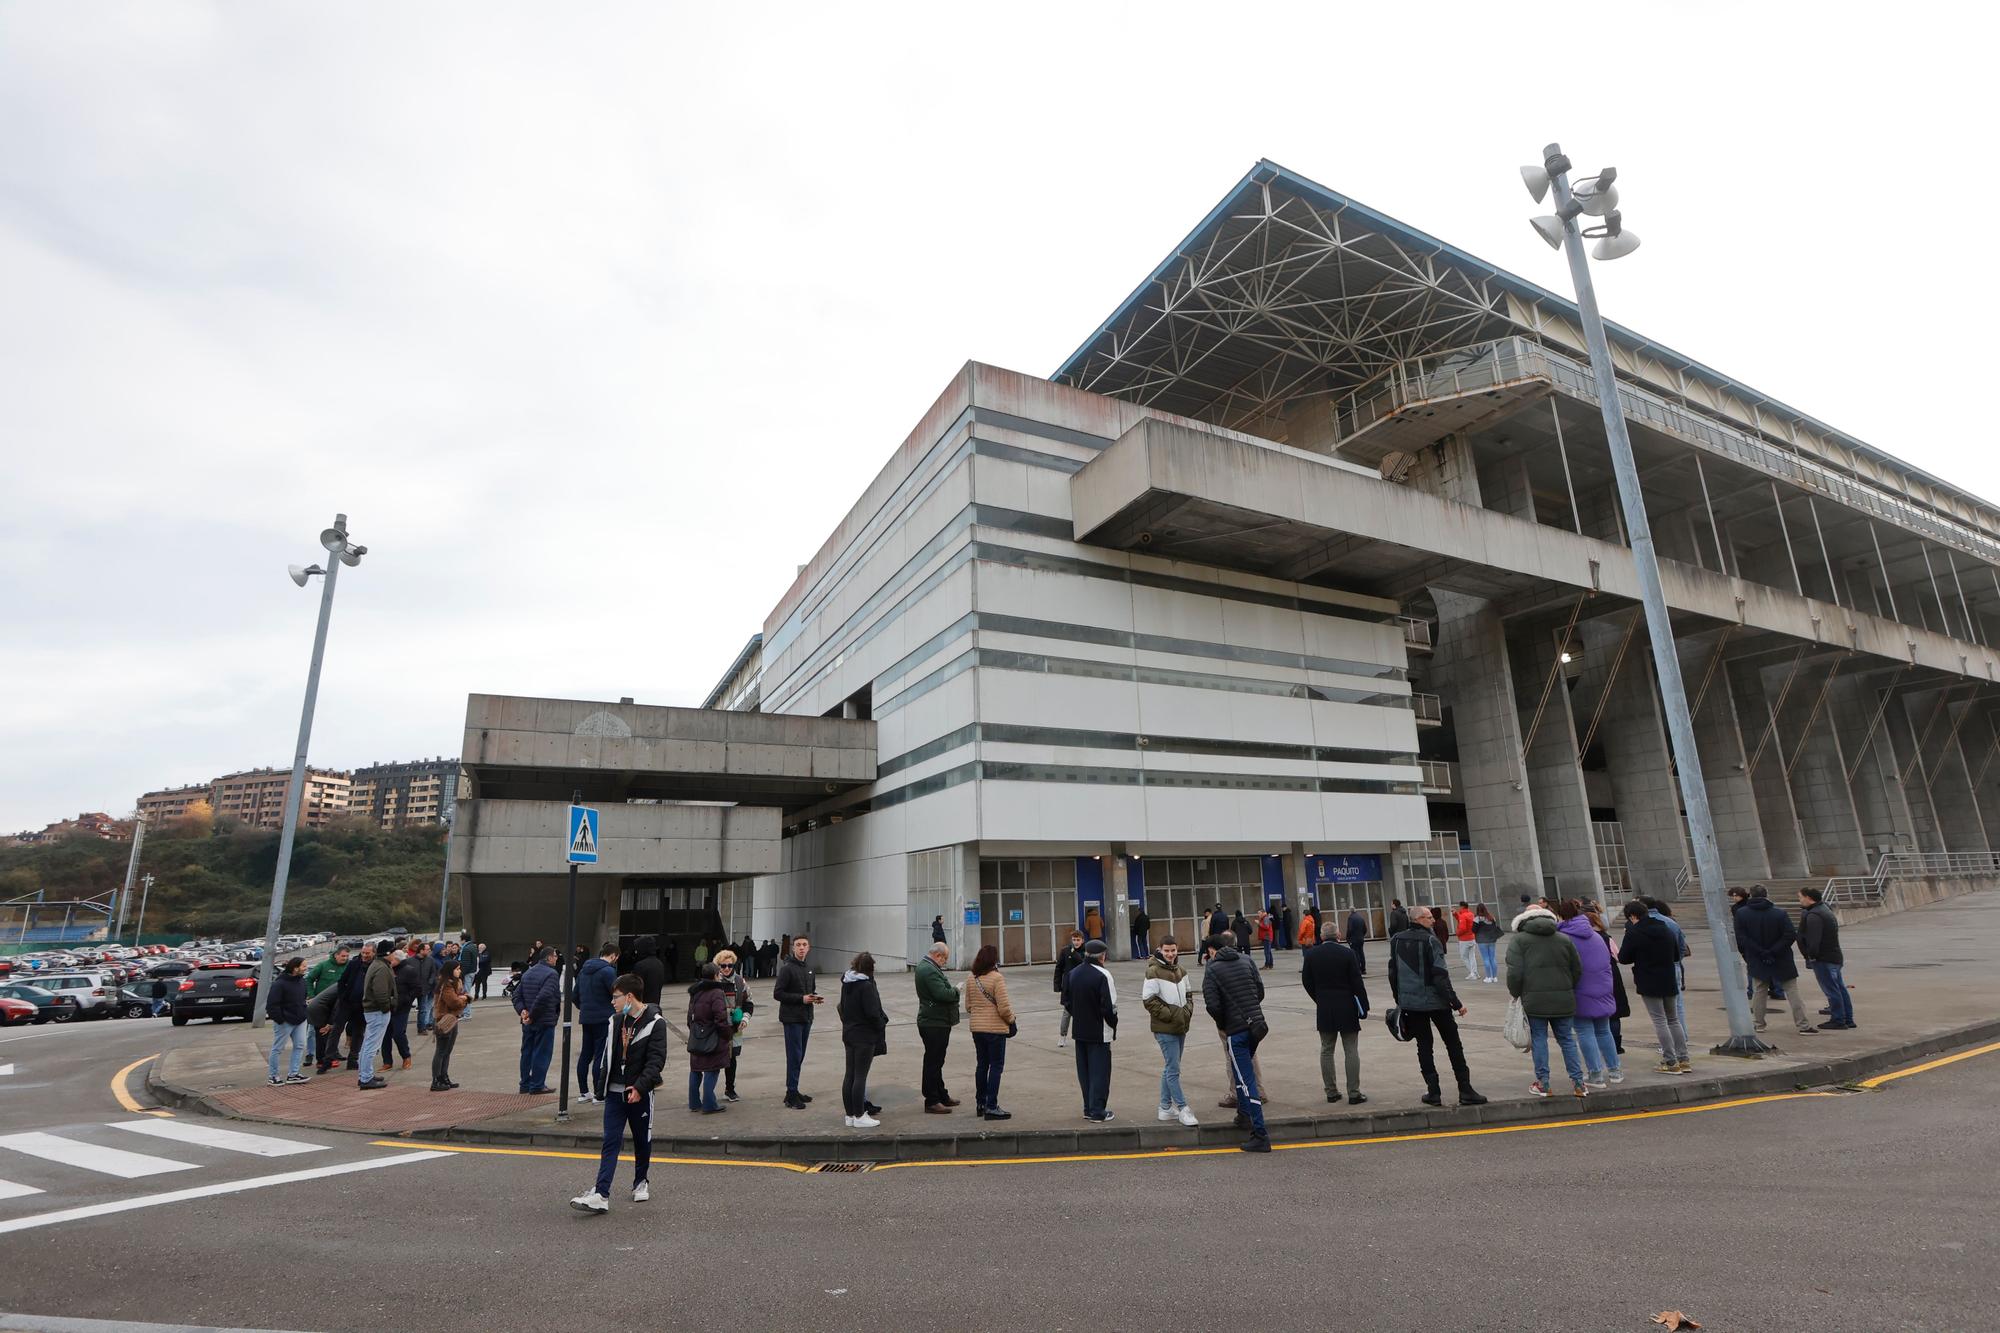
[
  {"x1": 338, "y1": 544, "x2": 366, "y2": 567},
  {"x1": 319, "y1": 527, "x2": 347, "y2": 553},
  {"x1": 1592, "y1": 226, "x2": 1641, "y2": 260},
  {"x1": 288, "y1": 564, "x2": 324, "y2": 587},
  {"x1": 1572, "y1": 174, "x2": 1619, "y2": 217},
  {"x1": 1520, "y1": 163, "x2": 1551, "y2": 203},
  {"x1": 1530, "y1": 215, "x2": 1566, "y2": 250}
]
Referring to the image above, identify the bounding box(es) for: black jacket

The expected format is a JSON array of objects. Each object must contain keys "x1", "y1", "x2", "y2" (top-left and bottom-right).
[
  {"x1": 337, "y1": 955, "x2": 369, "y2": 1008},
  {"x1": 631, "y1": 937, "x2": 666, "y2": 1008},
  {"x1": 513, "y1": 960, "x2": 561, "y2": 1027},
  {"x1": 837, "y1": 972, "x2": 887, "y2": 1052},
  {"x1": 1207, "y1": 909, "x2": 1229, "y2": 939},
  {"x1": 1299, "y1": 939, "x2": 1368, "y2": 1033},
  {"x1": 265, "y1": 972, "x2": 308, "y2": 1027},
  {"x1": 774, "y1": 955, "x2": 818, "y2": 1026},
  {"x1": 1734, "y1": 897, "x2": 1801, "y2": 982},
  {"x1": 1052, "y1": 943, "x2": 1089, "y2": 995},
  {"x1": 1230, "y1": 912, "x2": 1251, "y2": 948},
  {"x1": 1065, "y1": 962, "x2": 1118, "y2": 1043},
  {"x1": 1345, "y1": 910, "x2": 1367, "y2": 945},
  {"x1": 306, "y1": 984, "x2": 343, "y2": 1030},
  {"x1": 1617, "y1": 915, "x2": 1682, "y2": 998},
  {"x1": 606, "y1": 1003, "x2": 669, "y2": 1094},
  {"x1": 1202, "y1": 947, "x2": 1266, "y2": 1036},
  {"x1": 1799, "y1": 903, "x2": 1843, "y2": 965},
  {"x1": 394, "y1": 958, "x2": 426, "y2": 1008},
  {"x1": 1388, "y1": 927, "x2": 1460, "y2": 1013}
]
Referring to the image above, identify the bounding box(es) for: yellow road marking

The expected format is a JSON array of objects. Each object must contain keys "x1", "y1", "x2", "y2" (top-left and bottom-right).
[
  {"x1": 367, "y1": 1140, "x2": 810, "y2": 1172},
  {"x1": 370, "y1": 1039, "x2": 2000, "y2": 1175},
  {"x1": 1856, "y1": 1039, "x2": 2000, "y2": 1088},
  {"x1": 111, "y1": 1054, "x2": 171, "y2": 1116},
  {"x1": 874, "y1": 1092, "x2": 1836, "y2": 1169}
]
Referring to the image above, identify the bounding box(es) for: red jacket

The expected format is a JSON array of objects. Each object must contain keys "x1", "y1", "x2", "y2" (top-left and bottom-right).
[{"x1": 1454, "y1": 908, "x2": 1477, "y2": 942}]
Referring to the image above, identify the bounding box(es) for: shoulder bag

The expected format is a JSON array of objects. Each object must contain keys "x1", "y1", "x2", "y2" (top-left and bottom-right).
[{"x1": 976, "y1": 976, "x2": 1017, "y2": 1039}]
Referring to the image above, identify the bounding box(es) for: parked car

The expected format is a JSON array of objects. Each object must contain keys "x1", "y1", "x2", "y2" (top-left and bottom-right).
[
  {"x1": 170, "y1": 965, "x2": 259, "y2": 1024},
  {"x1": 113, "y1": 983, "x2": 171, "y2": 1019},
  {"x1": 145, "y1": 960, "x2": 193, "y2": 979},
  {"x1": 0, "y1": 981, "x2": 82, "y2": 1024},
  {"x1": 35, "y1": 971, "x2": 121, "y2": 1019},
  {"x1": 0, "y1": 996, "x2": 36, "y2": 1027}
]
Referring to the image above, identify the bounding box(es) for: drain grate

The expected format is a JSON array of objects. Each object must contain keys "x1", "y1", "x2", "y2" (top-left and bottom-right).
[{"x1": 809, "y1": 1161, "x2": 873, "y2": 1173}]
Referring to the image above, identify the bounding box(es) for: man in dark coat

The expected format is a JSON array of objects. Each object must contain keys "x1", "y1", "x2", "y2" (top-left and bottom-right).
[
  {"x1": 1203, "y1": 935, "x2": 1271, "y2": 1152},
  {"x1": 1797, "y1": 887, "x2": 1853, "y2": 1028},
  {"x1": 1207, "y1": 904, "x2": 1229, "y2": 939},
  {"x1": 512, "y1": 946, "x2": 562, "y2": 1093},
  {"x1": 1345, "y1": 907, "x2": 1369, "y2": 974},
  {"x1": 773, "y1": 935, "x2": 824, "y2": 1109},
  {"x1": 1300, "y1": 935, "x2": 1369, "y2": 1104},
  {"x1": 1065, "y1": 940, "x2": 1117, "y2": 1121},
  {"x1": 331, "y1": 945, "x2": 372, "y2": 1071},
  {"x1": 630, "y1": 936, "x2": 666, "y2": 1008},
  {"x1": 1052, "y1": 929, "x2": 1088, "y2": 1047},
  {"x1": 1735, "y1": 886, "x2": 1818, "y2": 1034},
  {"x1": 1389, "y1": 909, "x2": 1487, "y2": 1108}
]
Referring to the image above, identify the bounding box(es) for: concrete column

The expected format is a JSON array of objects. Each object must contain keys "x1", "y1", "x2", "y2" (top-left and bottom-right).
[
  {"x1": 1475, "y1": 452, "x2": 1535, "y2": 520},
  {"x1": 1674, "y1": 630, "x2": 1771, "y2": 883},
  {"x1": 1907, "y1": 691, "x2": 1992, "y2": 853},
  {"x1": 1507, "y1": 617, "x2": 1603, "y2": 902},
  {"x1": 1577, "y1": 618, "x2": 1689, "y2": 899},
  {"x1": 1404, "y1": 433, "x2": 1483, "y2": 506},
  {"x1": 1427, "y1": 588, "x2": 1543, "y2": 900},
  {"x1": 1941, "y1": 699, "x2": 1994, "y2": 853},
  {"x1": 1727, "y1": 656, "x2": 1809, "y2": 877},
  {"x1": 1827, "y1": 673, "x2": 1920, "y2": 859},
  {"x1": 1881, "y1": 689, "x2": 1946, "y2": 852},
  {"x1": 1961, "y1": 706, "x2": 2000, "y2": 845},
  {"x1": 1761, "y1": 656, "x2": 1868, "y2": 876}
]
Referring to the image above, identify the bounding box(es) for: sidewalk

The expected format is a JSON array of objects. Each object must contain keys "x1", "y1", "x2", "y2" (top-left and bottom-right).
[{"x1": 152, "y1": 892, "x2": 2000, "y2": 1162}]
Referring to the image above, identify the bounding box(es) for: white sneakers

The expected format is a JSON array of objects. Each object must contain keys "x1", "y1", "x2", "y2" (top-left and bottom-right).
[
  {"x1": 1157, "y1": 1106, "x2": 1176, "y2": 1121},
  {"x1": 569, "y1": 1191, "x2": 610, "y2": 1214},
  {"x1": 632, "y1": 1181, "x2": 649, "y2": 1203},
  {"x1": 577, "y1": 1092, "x2": 596, "y2": 1104},
  {"x1": 1176, "y1": 1105, "x2": 1199, "y2": 1127},
  {"x1": 844, "y1": 1114, "x2": 881, "y2": 1128},
  {"x1": 1057, "y1": 1035, "x2": 1068, "y2": 1049},
  {"x1": 1156, "y1": 1105, "x2": 1199, "y2": 1126}
]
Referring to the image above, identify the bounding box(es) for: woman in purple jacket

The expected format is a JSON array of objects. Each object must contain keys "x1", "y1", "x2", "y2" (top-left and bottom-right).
[{"x1": 1556, "y1": 901, "x2": 1621, "y2": 1087}]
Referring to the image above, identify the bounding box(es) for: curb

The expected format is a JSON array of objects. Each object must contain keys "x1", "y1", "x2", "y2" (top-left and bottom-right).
[{"x1": 149, "y1": 1015, "x2": 2000, "y2": 1165}]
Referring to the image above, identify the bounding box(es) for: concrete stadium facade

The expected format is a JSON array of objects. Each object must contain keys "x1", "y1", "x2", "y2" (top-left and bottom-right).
[{"x1": 459, "y1": 160, "x2": 2000, "y2": 968}]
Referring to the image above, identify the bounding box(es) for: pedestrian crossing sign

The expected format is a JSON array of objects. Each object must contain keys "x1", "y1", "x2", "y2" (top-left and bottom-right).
[{"x1": 567, "y1": 804, "x2": 599, "y2": 864}]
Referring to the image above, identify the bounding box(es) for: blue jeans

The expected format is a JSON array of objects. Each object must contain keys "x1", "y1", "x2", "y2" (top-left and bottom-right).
[
  {"x1": 594, "y1": 1089, "x2": 651, "y2": 1195},
  {"x1": 519, "y1": 1024, "x2": 555, "y2": 1091},
  {"x1": 577, "y1": 1016, "x2": 610, "y2": 1098},
  {"x1": 1528, "y1": 1015, "x2": 1586, "y2": 1090},
  {"x1": 687, "y1": 1068, "x2": 719, "y2": 1112},
  {"x1": 1574, "y1": 1014, "x2": 1620, "y2": 1079},
  {"x1": 384, "y1": 1003, "x2": 412, "y2": 1061},
  {"x1": 1262, "y1": 940, "x2": 1275, "y2": 968},
  {"x1": 417, "y1": 993, "x2": 433, "y2": 1032},
  {"x1": 972, "y1": 1031, "x2": 1008, "y2": 1111},
  {"x1": 1478, "y1": 942, "x2": 1498, "y2": 977},
  {"x1": 1154, "y1": 1032, "x2": 1187, "y2": 1110},
  {"x1": 1810, "y1": 961, "x2": 1853, "y2": 1025},
  {"x1": 1227, "y1": 1030, "x2": 1266, "y2": 1137},
  {"x1": 268, "y1": 1020, "x2": 311, "y2": 1080},
  {"x1": 783, "y1": 1022, "x2": 810, "y2": 1096},
  {"x1": 357, "y1": 1010, "x2": 391, "y2": 1083}
]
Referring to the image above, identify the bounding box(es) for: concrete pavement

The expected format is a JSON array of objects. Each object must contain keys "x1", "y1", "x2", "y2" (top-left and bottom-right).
[{"x1": 151, "y1": 892, "x2": 2000, "y2": 1161}]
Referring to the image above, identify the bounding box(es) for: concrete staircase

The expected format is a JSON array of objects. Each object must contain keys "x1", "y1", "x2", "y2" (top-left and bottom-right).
[{"x1": 1667, "y1": 877, "x2": 1823, "y2": 929}]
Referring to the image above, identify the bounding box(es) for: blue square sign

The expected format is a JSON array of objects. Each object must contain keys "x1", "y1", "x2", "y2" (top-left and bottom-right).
[{"x1": 566, "y1": 804, "x2": 599, "y2": 865}]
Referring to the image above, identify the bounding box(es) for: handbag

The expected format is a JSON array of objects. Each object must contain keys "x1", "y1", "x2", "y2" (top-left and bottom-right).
[
  {"x1": 1502, "y1": 997, "x2": 1530, "y2": 1052},
  {"x1": 1382, "y1": 1007, "x2": 1410, "y2": 1042},
  {"x1": 684, "y1": 997, "x2": 720, "y2": 1055},
  {"x1": 976, "y1": 977, "x2": 1018, "y2": 1039}
]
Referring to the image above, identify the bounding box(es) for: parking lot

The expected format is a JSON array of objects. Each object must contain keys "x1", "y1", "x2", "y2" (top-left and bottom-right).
[{"x1": 0, "y1": 932, "x2": 346, "y2": 1031}]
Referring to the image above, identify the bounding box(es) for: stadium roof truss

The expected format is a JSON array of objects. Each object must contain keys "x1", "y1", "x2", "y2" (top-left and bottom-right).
[{"x1": 1053, "y1": 160, "x2": 2000, "y2": 564}]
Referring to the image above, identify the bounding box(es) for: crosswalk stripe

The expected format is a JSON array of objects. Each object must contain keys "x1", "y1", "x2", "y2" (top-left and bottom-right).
[
  {"x1": 0, "y1": 1178, "x2": 42, "y2": 1200},
  {"x1": 0, "y1": 1132, "x2": 198, "y2": 1179},
  {"x1": 108, "y1": 1119, "x2": 327, "y2": 1158}
]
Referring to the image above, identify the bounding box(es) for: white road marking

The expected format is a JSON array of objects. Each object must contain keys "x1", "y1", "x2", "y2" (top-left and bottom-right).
[
  {"x1": 0, "y1": 1149, "x2": 450, "y2": 1234},
  {"x1": 109, "y1": 1119, "x2": 326, "y2": 1158},
  {"x1": 0, "y1": 1179, "x2": 42, "y2": 1201},
  {"x1": 0, "y1": 1132, "x2": 198, "y2": 1179},
  {"x1": 0, "y1": 1064, "x2": 12, "y2": 1076}
]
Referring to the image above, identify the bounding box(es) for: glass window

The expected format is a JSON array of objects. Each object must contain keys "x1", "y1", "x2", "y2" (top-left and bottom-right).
[
  {"x1": 1028, "y1": 860, "x2": 1052, "y2": 891},
  {"x1": 1053, "y1": 858, "x2": 1076, "y2": 889},
  {"x1": 1000, "y1": 860, "x2": 1025, "y2": 892}
]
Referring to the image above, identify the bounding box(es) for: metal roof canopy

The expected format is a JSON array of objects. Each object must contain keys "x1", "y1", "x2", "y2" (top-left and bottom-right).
[{"x1": 1052, "y1": 159, "x2": 2000, "y2": 547}]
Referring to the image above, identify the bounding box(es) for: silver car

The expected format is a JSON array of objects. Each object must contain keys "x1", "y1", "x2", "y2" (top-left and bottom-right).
[{"x1": 35, "y1": 971, "x2": 120, "y2": 1018}]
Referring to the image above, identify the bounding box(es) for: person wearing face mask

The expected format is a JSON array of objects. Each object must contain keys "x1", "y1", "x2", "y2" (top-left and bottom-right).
[{"x1": 570, "y1": 975, "x2": 668, "y2": 1215}]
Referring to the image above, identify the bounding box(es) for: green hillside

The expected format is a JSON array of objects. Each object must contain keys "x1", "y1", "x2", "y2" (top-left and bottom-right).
[{"x1": 0, "y1": 819, "x2": 449, "y2": 938}]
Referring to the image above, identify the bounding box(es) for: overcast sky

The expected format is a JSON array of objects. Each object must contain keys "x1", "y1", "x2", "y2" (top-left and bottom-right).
[{"x1": 2, "y1": 2, "x2": 1990, "y2": 831}]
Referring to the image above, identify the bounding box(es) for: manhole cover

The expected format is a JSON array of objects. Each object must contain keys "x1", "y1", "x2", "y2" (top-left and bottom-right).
[{"x1": 809, "y1": 1161, "x2": 873, "y2": 1173}]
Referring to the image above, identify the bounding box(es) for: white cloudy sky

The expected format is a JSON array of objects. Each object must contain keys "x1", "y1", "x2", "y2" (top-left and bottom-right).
[{"x1": 1, "y1": 2, "x2": 1991, "y2": 830}]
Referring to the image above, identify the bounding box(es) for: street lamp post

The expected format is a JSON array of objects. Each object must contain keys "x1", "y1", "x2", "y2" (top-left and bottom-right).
[
  {"x1": 114, "y1": 815, "x2": 147, "y2": 942},
  {"x1": 250, "y1": 514, "x2": 367, "y2": 1029},
  {"x1": 1524, "y1": 144, "x2": 1768, "y2": 1054},
  {"x1": 133, "y1": 874, "x2": 154, "y2": 946}
]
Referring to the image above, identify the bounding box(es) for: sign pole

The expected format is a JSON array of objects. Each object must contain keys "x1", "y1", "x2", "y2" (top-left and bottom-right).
[{"x1": 556, "y1": 788, "x2": 589, "y2": 1125}]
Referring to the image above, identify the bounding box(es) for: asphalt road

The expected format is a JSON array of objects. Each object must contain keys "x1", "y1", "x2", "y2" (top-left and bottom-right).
[{"x1": 1, "y1": 1013, "x2": 1994, "y2": 1332}]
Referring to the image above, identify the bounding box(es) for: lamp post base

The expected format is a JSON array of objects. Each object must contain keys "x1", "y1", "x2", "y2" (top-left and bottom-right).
[{"x1": 1710, "y1": 1034, "x2": 1778, "y2": 1058}]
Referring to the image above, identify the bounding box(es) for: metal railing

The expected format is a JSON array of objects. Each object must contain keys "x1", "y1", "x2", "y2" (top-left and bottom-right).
[
  {"x1": 1821, "y1": 850, "x2": 2000, "y2": 907},
  {"x1": 1418, "y1": 760, "x2": 1452, "y2": 795},
  {"x1": 1411, "y1": 692, "x2": 1442, "y2": 724},
  {"x1": 1400, "y1": 617, "x2": 1434, "y2": 652},
  {"x1": 1338, "y1": 337, "x2": 2000, "y2": 568}
]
